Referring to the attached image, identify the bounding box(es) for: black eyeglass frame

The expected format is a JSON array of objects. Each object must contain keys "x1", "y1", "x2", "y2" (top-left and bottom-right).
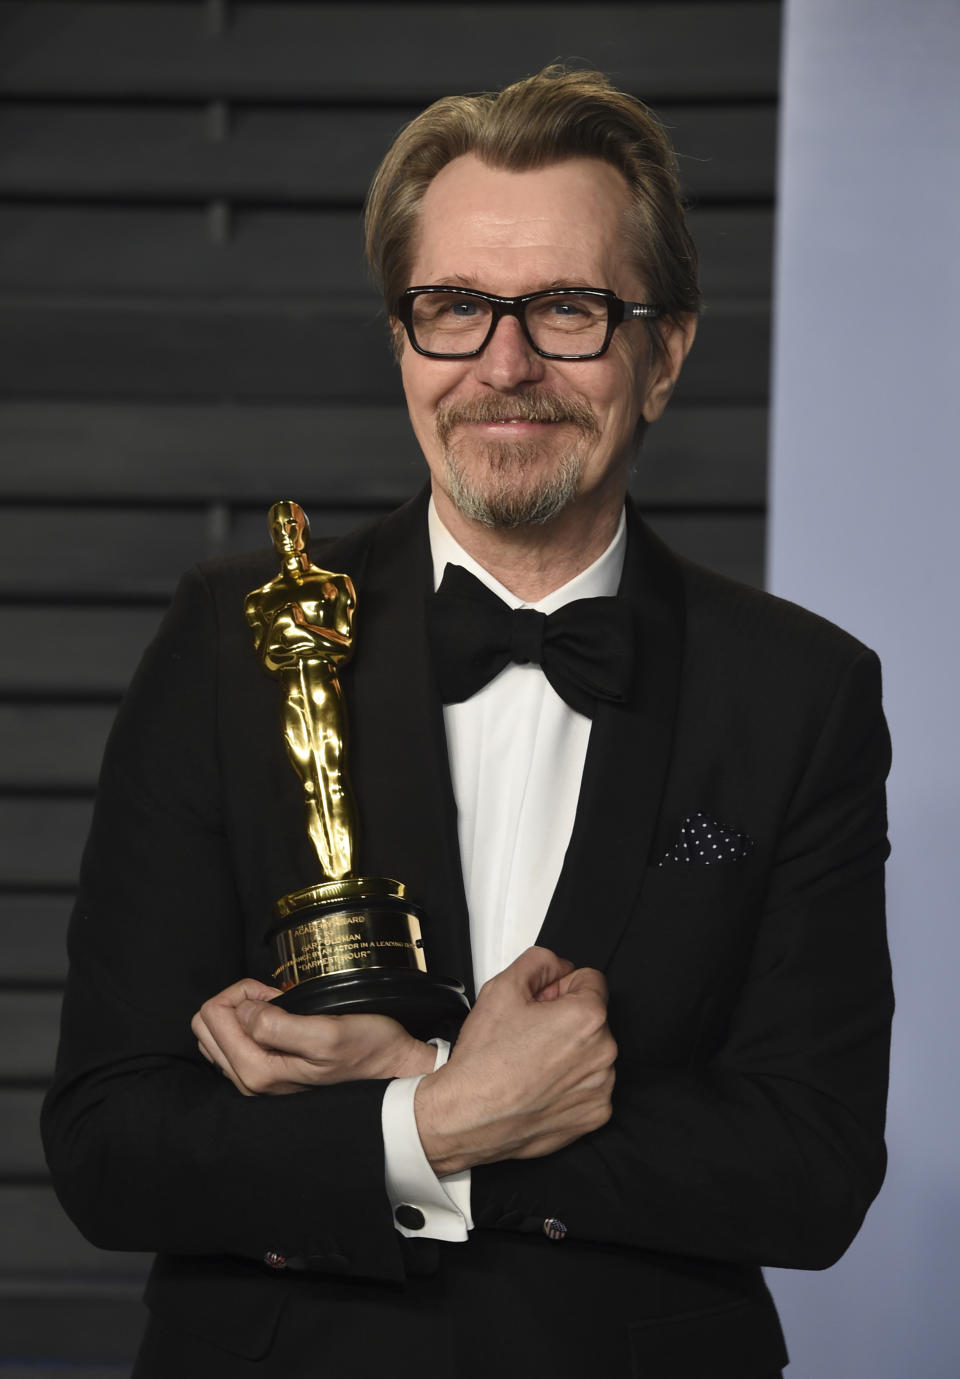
[{"x1": 395, "y1": 286, "x2": 661, "y2": 361}]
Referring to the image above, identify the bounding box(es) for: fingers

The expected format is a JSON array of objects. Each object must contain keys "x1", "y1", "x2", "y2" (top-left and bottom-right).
[
  {"x1": 484, "y1": 946, "x2": 576, "y2": 1002},
  {"x1": 201, "y1": 977, "x2": 284, "y2": 1010},
  {"x1": 556, "y1": 965, "x2": 609, "y2": 1000},
  {"x1": 191, "y1": 982, "x2": 302, "y2": 1095},
  {"x1": 191, "y1": 979, "x2": 437, "y2": 1093}
]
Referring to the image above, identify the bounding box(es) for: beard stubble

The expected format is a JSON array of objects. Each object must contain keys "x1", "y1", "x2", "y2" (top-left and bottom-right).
[{"x1": 435, "y1": 392, "x2": 600, "y2": 529}]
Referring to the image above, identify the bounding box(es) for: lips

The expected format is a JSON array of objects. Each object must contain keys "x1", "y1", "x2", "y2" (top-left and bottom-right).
[{"x1": 435, "y1": 393, "x2": 599, "y2": 445}]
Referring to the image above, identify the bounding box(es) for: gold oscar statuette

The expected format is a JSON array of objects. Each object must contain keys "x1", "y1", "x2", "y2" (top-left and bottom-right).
[{"x1": 245, "y1": 501, "x2": 469, "y2": 1037}]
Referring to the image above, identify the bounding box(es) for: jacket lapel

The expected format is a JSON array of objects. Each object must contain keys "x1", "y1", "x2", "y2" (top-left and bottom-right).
[
  {"x1": 333, "y1": 492, "x2": 476, "y2": 999},
  {"x1": 319, "y1": 494, "x2": 684, "y2": 994},
  {"x1": 538, "y1": 505, "x2": 686, "y2": 972}
]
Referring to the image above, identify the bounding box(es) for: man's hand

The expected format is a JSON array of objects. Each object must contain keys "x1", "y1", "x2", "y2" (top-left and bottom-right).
[
  {"x1": 414, "y1": 946, "x2": 617, "y2": 1176},
  {"x1": 191, "y1": 978, "x2": 437, "y2": 1096}
]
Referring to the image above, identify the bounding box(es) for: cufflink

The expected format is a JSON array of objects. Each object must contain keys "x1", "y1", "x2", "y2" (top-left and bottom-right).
[
  {"x1": 263, "y1": 1250, "x2": 287, "y2": 1269},
  {"x1": 543, "y1": 1218, "x2": 567, "y2": 1241},
  {"x1": 395, "y1": 1204, "x2": 426, "y2": 1231}
]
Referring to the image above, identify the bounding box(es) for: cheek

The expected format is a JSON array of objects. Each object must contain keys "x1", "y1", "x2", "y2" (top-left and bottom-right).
[{"x1": 401, "y1": 359, "x2": 467, "y2": 418}]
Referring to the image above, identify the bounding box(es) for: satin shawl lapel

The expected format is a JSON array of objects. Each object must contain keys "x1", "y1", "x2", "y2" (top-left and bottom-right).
[
  {"x1": 538, "y1": 505, "x2": 686, "y2": 972},
  {"x1": 330, "y1": 492, "x2": 475, "y2": 999}
]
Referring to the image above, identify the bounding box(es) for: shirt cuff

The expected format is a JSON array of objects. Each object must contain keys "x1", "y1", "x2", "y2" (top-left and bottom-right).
[{"x1": 382, "y1": 1038, "x2": 473, "y2": 1242}]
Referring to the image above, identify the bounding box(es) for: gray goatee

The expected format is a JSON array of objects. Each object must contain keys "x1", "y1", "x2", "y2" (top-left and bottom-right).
[{"x1": 435, "y1": 393, "x2": 599, "y2": 529}]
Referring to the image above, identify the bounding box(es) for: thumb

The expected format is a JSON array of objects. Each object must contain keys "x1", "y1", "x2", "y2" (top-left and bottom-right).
[
  {"x1": 499, "y1": 946, "x2": 576, "y2": 998},
  {"x1": 556, "y1": 966, "x2": 609, "y2": 1003}
]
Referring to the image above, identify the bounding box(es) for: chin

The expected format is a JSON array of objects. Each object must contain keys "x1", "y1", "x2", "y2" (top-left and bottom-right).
[{"x1": 442, "y1": 441, "x2": 582, "y2": 528}]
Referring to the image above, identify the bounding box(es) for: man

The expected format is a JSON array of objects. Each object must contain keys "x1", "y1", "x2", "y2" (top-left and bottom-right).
[{"x1": 43, "y1": 68, "x2": 892, "y2": 1377}]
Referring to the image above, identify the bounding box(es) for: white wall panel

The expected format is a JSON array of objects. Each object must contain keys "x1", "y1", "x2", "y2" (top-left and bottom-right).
[{"x1": 767, "y1": 2, "x2": 960, "y2": 1374}]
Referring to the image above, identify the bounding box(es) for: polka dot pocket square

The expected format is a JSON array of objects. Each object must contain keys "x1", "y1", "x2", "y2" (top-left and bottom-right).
[{"x1": 657, "y1": 811, "x2": 756, "y2": 867}]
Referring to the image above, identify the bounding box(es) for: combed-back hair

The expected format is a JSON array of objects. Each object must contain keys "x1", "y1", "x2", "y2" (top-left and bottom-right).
[{"x1": 364, "y1": 65, "x2": 701, "y2": 362}]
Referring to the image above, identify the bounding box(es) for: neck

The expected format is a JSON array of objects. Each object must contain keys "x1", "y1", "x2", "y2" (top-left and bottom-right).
[
  {"x1": 282, "y1": 552, "x2": 309, "y2": 582},
  {"x1": 432, "y1": 483, "x2": 625, "y2": 602}
]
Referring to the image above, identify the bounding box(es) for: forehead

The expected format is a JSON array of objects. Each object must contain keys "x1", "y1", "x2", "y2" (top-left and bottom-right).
[{"x1": 409, "y1": 154, "x2": 637, "y2": 294}]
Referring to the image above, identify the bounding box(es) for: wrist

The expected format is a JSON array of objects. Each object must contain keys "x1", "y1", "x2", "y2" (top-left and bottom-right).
[
  {"x1": 393, "y1": 1038, "x2": 439, "y2": 1080},
  {"x1": 413, "y1": 1068, "x2": 472, "y2": 1177}
]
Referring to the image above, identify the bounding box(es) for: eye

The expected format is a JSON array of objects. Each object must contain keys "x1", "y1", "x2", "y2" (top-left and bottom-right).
[
  {"x1": 527, "y1": 293, "x2": 605, "y2": 331},
  {"x1": 449, "y1": 298, "x2": 481, "y2": 318},
  {"x1": 412, "y1": 292, "x2": 487, "y2": 324},
  {"x1": 547, "y1": 297, "x2": 590, "y2": 318}
]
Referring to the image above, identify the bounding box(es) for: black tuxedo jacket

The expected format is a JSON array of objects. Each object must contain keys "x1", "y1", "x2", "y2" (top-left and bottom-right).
[{"x1": 43, "y1": 492, "x2": 892, "y2": 1378}]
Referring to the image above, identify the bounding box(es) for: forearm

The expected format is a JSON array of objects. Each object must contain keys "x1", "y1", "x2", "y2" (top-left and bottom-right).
[
  {"x1": 470, "y1": 1051, "x2": 887, "y2": 1270},
  {"x1": 471, "y1": 863, "x2": 893, "y2": 1270},
  {"x1": 42, "y1": 1027, "x2": 406, "y2": 1281}
]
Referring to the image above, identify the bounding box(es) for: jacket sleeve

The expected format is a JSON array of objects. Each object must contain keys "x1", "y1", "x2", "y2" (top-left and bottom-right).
[
  {"x1": 41, "y1": 565, "x2": 407, "y2": 1284},
  {"x1": 471, "y1": 646, "x2": 893, "y2": 1271}
]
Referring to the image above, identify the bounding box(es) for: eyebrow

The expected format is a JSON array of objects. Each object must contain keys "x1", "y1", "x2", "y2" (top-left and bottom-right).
[{"x1": 421, "y1": 275, "x2": 598, "y2": 293}]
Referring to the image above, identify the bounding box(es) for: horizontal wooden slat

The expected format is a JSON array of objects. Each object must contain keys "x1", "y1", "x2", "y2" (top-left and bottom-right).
[
  {"x1": 0, "y1": 509, "x2": 209, "y2": 598},
  {"x1": 633, "y1": 408, "x2": 768, "y2": 505},
  {"x1": 0, "y1": 506, "x2": 761, "y2": 618},
  {"x1": 195, "y1": 507, "x2": 763, "y2": 595},
  {"x1": 0, "y1": 402, "x2": 768, "y2": 505},
  {"x1": 0, "y1": 800, "x2": 90, "y2": 887},
  {"x1": 0, "y1": 205, "x2": 369, "y2": 297},
  {"x1": 0, "y1": 3, "x2": 781, "y2": 101},
  {"x1": 0, "y1": 798, "x2": 88, "y2": 887},
  {"x1": 227, "y1": 508, "x2": 766, "y2": 587},
  {"x1": 0, "y1": 507, "x2": 384, "y2": 601},
  {"x1": 0, "y1": 1186, "x2": 150, "y2": 1280},
  {"x1": 0, "y1": 297, "x2": 400, "y2": 401},
  {"x1": 0, "y1": 205, "x2": 773, "y2": 303},
  {"x1": 645, "y1": 512, "x2": 763, "y2": 588},
  {"x1": 0, "y1": 990, "x2": 62, "y2": 1080},
  {"x1": 0, "y1": 607, "x2": 162, "y2": 695},
  {"x1": 0, "y1": 402, "x2": 426, "y2": 503},
  {"x1": 16, "y1": 506, "x2": 296, "y2": 597},
  {"x1": 0, "y1": 894, "x2": 72, "y2": 983},
  {"x1": 0, "y1": 102, "x2": 776, "y2": 203},
  {"x1": 0, "y1": 300, "x2": 769, "y2": 402},
  {"x1": 0, "y1": 706, "x2": 114, "y2": 788},
  {"x1": 0, "y1": 1088, "x2": 45, "y2": 1176}
]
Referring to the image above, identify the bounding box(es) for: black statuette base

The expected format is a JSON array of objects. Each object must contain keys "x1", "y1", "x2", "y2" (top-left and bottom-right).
[{"x1": 272, "y1": 966, "x2": 470, "y2": 1041}]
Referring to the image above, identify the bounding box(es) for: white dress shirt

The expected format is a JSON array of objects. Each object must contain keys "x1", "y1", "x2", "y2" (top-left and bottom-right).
[{"x1": 382, "y1": 499, "x2": 626, "y2": 1240}]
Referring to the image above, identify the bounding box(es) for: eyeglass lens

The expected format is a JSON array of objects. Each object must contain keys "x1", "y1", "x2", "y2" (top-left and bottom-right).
[{"x1": 409, "y1": 291, "x2": 610, "y2": 357}]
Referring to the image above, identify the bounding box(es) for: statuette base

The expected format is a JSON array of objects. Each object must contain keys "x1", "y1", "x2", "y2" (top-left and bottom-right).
[{"x1": 268, "y1": 877, "x2": 469, "y2": 1040}]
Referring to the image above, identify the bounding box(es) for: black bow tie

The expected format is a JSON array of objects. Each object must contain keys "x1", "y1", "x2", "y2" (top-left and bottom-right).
[{"x1": 426, "y1": 564, "x2": 635, "y2": 718}]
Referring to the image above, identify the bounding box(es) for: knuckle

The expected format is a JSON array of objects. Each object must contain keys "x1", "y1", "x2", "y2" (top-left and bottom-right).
[
  {"x1": 242, "y1": 1067, "x2": 271, "y2": 1096},
  {"x1": 196, "y1": 997, "x2": 217, "y2": 1026},
  {"x1": 593, "y1": 1100, "x2": 614, "y2": 1130}
]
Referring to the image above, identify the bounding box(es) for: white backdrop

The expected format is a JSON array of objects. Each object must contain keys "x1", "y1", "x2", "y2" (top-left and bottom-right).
[{"x1": 766, "y1": 1, "x2": 960, "y2": 1374}]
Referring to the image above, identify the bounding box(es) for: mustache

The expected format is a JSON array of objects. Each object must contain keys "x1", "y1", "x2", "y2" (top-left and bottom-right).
[{"x1": 435, "y1": 393, "x2": 599, "y2": 445}]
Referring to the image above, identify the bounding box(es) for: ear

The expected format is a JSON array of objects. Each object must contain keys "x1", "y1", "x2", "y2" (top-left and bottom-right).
[
  {"x1": 641, "y1": 313, "x2": 698, "y2": 423},
  {"x1": 389, "y1": 316, "x2": 405, "y2": 364}
]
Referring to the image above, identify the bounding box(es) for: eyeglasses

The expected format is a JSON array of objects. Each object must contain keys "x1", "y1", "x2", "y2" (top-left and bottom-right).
[{"x1": 395, "y1": 286, "x2": 660, "y2": 361}]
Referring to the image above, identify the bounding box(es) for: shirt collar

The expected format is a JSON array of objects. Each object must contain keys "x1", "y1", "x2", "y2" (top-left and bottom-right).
[{"x1": 428, "y1": 496, "x2": 627, "y2": 612}]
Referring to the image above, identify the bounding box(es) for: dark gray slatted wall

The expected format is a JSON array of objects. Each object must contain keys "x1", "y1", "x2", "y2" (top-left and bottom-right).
[{"x1": 0, "y1": 2, "x2": 781, "y2": 1372}]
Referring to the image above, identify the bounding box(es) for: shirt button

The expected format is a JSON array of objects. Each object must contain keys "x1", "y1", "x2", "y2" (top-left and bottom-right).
[{"x1": 395, "y1": 1204, "x2": 426, "y2": 1230}]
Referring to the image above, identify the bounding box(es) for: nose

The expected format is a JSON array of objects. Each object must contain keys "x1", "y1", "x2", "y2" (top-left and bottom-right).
[{"x1": 472, "y1": 313, "x2": 547, "y2": 390}]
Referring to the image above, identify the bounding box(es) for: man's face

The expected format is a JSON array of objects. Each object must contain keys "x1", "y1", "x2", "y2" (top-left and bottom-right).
[{"x1": 397, "y1": 154, "x2": 691, "y2": 533}]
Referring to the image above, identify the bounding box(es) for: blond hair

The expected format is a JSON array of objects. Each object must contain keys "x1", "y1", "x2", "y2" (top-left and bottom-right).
[{"x1": 364, "y1": 65, "x2": 701, "y2": 361}]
